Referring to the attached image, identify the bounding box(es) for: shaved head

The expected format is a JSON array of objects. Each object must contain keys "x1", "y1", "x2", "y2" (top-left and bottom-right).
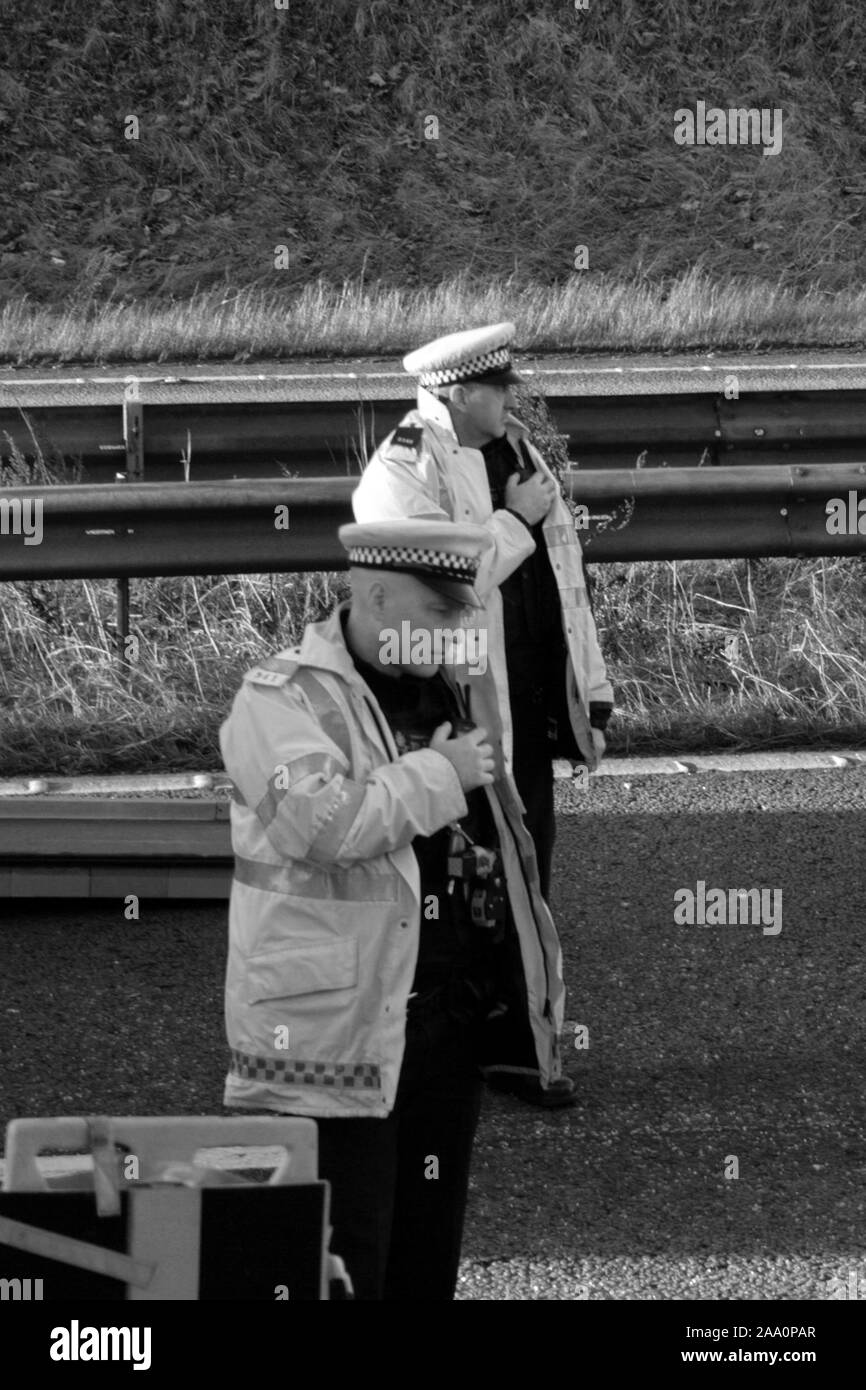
[
  {"x1": 348, "y1": 565, "x2": 423, "y2": 612},
  {"x1": 345, "y1": 565, "x2": 471, "y2": 678}
]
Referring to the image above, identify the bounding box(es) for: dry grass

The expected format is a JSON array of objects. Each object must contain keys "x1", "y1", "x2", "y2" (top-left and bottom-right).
[
  {"x1": 3, "y1": 269, "x2": 866, "y2": 365},
  {"x1": 3, "y1": 553, "x2": 864, "y2": 779},
  {"x1": 594, "y1": 555, "x2": 866, "y2": 751},
  {"x1": 0, "y1": 566, "x2": 350, "y2": 778}
]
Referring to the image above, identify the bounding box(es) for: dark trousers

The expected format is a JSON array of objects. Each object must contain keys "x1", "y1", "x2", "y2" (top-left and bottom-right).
[
  {"x1": 510, "y1": 686, "x2": 556, "y2": 901},
  {"x1": 315, "y1": 991, "x2": 483, "y2": 1301}
]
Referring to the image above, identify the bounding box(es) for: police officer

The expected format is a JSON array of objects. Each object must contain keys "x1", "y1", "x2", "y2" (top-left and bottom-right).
[
  {"x1": 220, "y1": 519, "x2": 568, "y2": 1300},
  {"x1": 353, "y1": 325, "x2": 614, "y2": 1103}
]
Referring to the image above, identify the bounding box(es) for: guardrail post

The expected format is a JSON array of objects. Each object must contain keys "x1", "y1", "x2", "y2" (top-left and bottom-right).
[
  {"x1": 123, "y1": 382, "x2": 145, "y2": 484},
  {"x1": 116, "y1": 570, "x2": 131, "y2": 673}
]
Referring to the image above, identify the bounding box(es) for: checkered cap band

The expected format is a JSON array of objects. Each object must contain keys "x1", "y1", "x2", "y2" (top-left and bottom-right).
[
  {"x1": 416, "y1": 345, "x2": 512, "y2": 388},
  {"x1": 230, "y1": 1048, "x2": 381, "y2": 1090},
  {"x1": 347, "y1": 543, "x2": 479, "y2": 583}
]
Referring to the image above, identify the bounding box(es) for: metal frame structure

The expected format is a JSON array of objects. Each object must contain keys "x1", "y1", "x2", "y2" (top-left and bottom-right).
[{"x1": 1, "y1": 464, "x2": 865, "y2": 584}]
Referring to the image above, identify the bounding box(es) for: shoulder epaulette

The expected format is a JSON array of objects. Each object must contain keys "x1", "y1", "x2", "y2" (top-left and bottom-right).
[
  {"x1": 384, "y1": 423, "x2": 423, "y2": 463},
  {"x1": 244, "y1": 651, "x2": 301, "y2": 688}
]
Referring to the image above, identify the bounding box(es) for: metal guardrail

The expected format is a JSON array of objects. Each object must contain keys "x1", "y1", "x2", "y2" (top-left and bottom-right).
[
  {"x1": 4, "y1": 371, "x2": 866, "y2": 480},
  {"x1": 1, "y1": 464, "x2": 865, "y2": 579}
]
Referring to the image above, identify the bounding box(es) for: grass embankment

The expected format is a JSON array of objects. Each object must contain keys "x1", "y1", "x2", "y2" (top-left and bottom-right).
[{"x1": 3, "y1": 0, "x2": 866, "y2": 361}]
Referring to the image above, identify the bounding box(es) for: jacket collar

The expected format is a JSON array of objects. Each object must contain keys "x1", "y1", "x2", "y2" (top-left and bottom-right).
[
  {"x1": 415, "y1": 385, "x2": 529, "y2": 444},
  {"x1": 297, "y1": 601, "x2": 363, "y2": 683},
  {"x1": 504, "y1": 411, "x2": 529, "y2": 439},
  {"x1": 416, "y1": 385, "x2": 457, "y2": 436}
]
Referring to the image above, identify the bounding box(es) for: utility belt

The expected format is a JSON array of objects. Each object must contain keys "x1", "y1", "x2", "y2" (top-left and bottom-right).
[
  {"x1": 443, "y1": 710, "x2": 508, "y2": 941},
  {"x1": 445, "y1": 824, "x2": 507, "y2": 941}
]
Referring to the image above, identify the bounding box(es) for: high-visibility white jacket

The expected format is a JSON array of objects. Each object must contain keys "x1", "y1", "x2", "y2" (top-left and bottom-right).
[
  {"x1": 352, "y1": 387, "x2": 614, "y2": 773},
  {"x1": 219, "y1": 603, "x2": 566, "y2": 1119}
]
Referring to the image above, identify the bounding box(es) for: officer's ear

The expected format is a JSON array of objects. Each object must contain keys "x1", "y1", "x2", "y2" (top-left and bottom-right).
[{"x1": 366, "y1": 576, "x2": 390, "y2": 622}]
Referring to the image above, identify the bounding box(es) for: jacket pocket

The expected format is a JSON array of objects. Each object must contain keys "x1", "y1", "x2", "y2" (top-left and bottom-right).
[{"x1": 246, "y1": 937, "x2": 359, "y2": 1004}]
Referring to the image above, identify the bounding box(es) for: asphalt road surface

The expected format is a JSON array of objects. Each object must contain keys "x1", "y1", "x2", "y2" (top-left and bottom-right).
[
  {"x1": 6, "y1": 346, "x2": 866, "y2": 405},
  {"x1": 1, "y1": 766, "x2": 864, "y2": 1301}
]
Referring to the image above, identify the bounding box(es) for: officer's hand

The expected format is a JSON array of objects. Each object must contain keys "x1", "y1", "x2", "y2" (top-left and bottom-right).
[
  {"x1": 505, "y1": 470, "x2": 558, "y2": 525},
  {"x1": 429, "y1": 722, "x2": 496, "y2": 791},
  {"x1": 591, "y1": 727, "x2": 606, "y2": 760}
]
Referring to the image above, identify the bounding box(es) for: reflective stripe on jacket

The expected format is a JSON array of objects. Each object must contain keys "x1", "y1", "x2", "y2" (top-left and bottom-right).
[
  {"x1": 219, "y1": 603, "x2": 566, "y2": 1119},
  {"x1": 352, "y1": 387, "x2": 614, "y2": 772}
]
